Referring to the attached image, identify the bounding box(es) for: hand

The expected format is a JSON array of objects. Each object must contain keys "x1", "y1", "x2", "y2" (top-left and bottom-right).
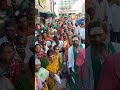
[
  {"x1": 45, "y1": 79, "x2": 49, "y2": 84},
  {"x1": 57, "y1": 71, "x2": 60, "y2": 75},
  {"x1": 50, "y1": 72, "x2": 55, "y2": 78}
]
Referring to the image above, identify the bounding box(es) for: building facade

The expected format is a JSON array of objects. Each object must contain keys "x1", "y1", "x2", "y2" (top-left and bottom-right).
[
  {"x1": 59, "y1": 0, "x2": 78, "y2": 10},
  {"x1": 59, "y1": 0, "x2": 85, "y2": 15}
]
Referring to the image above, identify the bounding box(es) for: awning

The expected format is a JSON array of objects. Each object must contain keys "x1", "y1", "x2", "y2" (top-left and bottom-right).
[
  {"x1": 39, "y1": 12, "x2": 57, "y2": 18},
  {"x1": 39, "y1": 12, "x2": 49, "y2": 18}
]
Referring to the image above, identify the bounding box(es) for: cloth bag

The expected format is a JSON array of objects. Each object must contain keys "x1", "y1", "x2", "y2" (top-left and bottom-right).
[{"x1": 56, "y1": 72, "x2": 67, "y2": 90}]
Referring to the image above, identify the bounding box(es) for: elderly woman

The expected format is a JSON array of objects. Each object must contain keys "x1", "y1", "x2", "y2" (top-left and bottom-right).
[
  {"x1": 0, "y1": 42, "x2": 22, "y2": 85},
  {"x1": 44, "y1": 45, "x2": 63, "y2": 90}
]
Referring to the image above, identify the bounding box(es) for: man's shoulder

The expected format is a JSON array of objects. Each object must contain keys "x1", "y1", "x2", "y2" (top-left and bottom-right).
[
  {"x1": 111, "y1": 42, "x2": 120, "y2": 52},
  {"x1": 0, "y1": 36, "x2": 7, "y2": 40},
  {"x1": 81, "y1": 44, "x2": 85, "y2": 48},
  {"x1": 0, "y1": 36, "x2": 8, "y2": 45},
  {"x1": 86, "y1": 45, "x2": 91, "y2": 51},
  {"x1": 110, "y1": 4, "x2": 119, "y2": 9},
  {"x1": 68, "y1": 46, "x2": 73, "y2": 51}
]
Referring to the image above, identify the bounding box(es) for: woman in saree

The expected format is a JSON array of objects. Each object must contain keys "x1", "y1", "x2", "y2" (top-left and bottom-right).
[
  {"x1": 35, "y1": 57, "x2": 48, "y2": 90},
  {"x1": 41, "y1": 49, "x2": 55, "y2": 90},
  {"x1": 0, "y1": 42, "x2": 22, "y2": 85},
  {"x1": 41, "y1": 45, "x2": 63, "y2": 90},
  {"x1": 35, "y1": 44, "x2": 45, "y2": 61},
  {"x1": 41, "y1": 49, "x2": 54, "y2": 69}
]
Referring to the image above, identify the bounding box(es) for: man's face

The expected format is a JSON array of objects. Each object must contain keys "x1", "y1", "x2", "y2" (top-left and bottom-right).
[
  {"x1": 19, "y1": 17, "x2": 28, "y2": 28},
  {"x1": 28, "y1": 10, "x2": 35, "y2": 20},
  {"x1": 6, "y1": 26, "x2": 16, "y2": 40},
  {"x1": 85, "y1": 0, "x2": 92, "y2": 10},
  {"x1": 89, "y1": 27, "x2": 106, "y2": 46},
  {"x1": 72, "y1": 37, "x2": 80, "y2": 47},
  {"x1": 29, "y1": 2, "x2": 35, "y2": 9},
  {"x1": 43, "y1": 33, "x2": 47, "y2": 39},
  {"x1": 37, "y1": 36, "x2": 42, "y2": 43},
  {"x1": 16, "y1": 39, "x2": 27, "y2": 53},
  {"x1": 35, "y1": 64, "x2": 41, "y2": 72},
  {"x1": 63, "y1": 33, "x2": 67, "y2": 40},
  {"x1": 42, "y1": 41, "x2": 46, "y2": 49}
]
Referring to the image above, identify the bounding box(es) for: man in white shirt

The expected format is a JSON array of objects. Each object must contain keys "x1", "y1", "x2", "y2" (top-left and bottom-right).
[
  {"x1": 15, "y1": 34, "x2": 34, "y2": 64},
  {"x1": 74, "y1": 23, "x2": 81, "y2": 35},
  {"x1": 41, "y1": 40, "x2": 49, "y2": 54},
  {"x1": 52, "y1": 36, "x2": 63, "y2": 51},
  {"x1": 52, "y1": 36, "x2": 63, "y2": 57},
  {"x1": 79, "y1": 22, "x2": 85, "y2": 44},
  {"x1": 108, "y1": 0, "x2": 120, "y2": 43},
  {"x1": 68, "y1": 35, "x2": 84, "y2": 90},
  {"x1": 35, "y1": 34, "x2": 42, "y2": 45},
  {"x1": 92, "y1": 0, "x2": 109, "y2": 21},
  {"x1": 0, "y1": 18, "x2": 17, "y2": 46}
]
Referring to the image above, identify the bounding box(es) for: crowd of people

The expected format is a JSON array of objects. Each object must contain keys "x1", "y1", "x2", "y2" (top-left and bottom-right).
[
  {"x1": 35, "y1": 15, "x2": 85, "y2": 90},
  {"x1": 36, "y1": 0, "x2": 120, "y2": 89},
  {"x1": 0, "y1": 0, "x2": 120, "y2": 90},
  {"x1": 0, "y1": 0, "x2": 35, "y2": 90},
  {"x1": 0, "y1": 0, "x2": 86, "y2": 90}
]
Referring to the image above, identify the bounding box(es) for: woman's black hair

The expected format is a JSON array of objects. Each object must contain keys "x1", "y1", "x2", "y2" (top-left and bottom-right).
[
  {"x1": 0, "y1": 42, "x2": 15, "y2": 54},
  {"x1": 47, "y1": 49, "x2": 54, "y2": 57},
  {"x1": 53, "y1": 45, "x2": 59, "y2": 50}
]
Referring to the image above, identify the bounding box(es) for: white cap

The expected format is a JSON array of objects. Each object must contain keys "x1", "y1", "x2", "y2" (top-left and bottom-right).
[
  {"x1": 46, "y1": 41, "x2": 51, "y2": 47},
  {"x1": 35, "y1": 58, "x2": 41, "y2": 65}
]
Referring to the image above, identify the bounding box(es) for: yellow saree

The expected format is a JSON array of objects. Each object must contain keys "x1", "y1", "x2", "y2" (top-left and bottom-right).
[{"x1": 46, "y1": 54, "x2": 63, "y2": 90}]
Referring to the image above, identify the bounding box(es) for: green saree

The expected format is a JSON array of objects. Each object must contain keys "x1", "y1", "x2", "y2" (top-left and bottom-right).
[{"x1": 41, "y1": 57, "x2": 49, "y2": 69}]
